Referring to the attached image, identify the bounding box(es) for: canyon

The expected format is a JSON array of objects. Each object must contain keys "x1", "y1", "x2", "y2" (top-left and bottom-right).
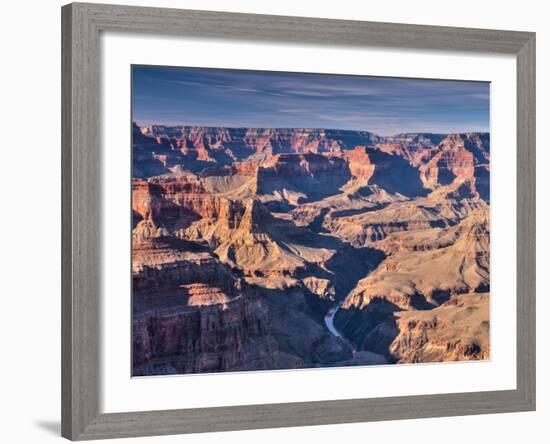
[{"x1": 131, "y1": 124, "x2": 490, "y2": 375}]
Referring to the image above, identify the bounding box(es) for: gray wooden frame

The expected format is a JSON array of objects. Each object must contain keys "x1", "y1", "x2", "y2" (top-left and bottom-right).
[{"x1": 61, "y1": 2, "x2": 536, "y2": 440}]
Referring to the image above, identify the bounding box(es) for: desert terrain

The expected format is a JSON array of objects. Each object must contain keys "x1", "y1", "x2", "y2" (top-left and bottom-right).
[{"x1": 131, "y1": 124, "x2": 490, "y2": 376}]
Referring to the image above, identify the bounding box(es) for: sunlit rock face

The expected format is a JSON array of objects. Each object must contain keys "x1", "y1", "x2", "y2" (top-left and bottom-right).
[{"x1": 132, "y1": 124, "x2": 490, "y2": 375}]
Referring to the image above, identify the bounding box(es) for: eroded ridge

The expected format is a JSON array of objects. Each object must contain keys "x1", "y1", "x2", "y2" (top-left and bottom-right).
[{"x1": 132, "y1": 125, "x2": 490, "y2": 375}]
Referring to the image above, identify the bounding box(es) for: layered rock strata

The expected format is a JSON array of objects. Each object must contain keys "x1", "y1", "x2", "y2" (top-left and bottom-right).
[{"x1": 132, "y1": 124, "x2": 491, "y2": 374}]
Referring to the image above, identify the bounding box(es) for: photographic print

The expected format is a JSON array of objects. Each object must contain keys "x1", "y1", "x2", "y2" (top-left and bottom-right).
[{"x1": 131, "y1": 66, "x2": 490, "y2": 377}]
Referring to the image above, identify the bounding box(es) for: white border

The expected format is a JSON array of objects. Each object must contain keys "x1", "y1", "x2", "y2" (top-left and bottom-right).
[{"x1": 100, "y1": 32, "x2": 517, "y2": 414}]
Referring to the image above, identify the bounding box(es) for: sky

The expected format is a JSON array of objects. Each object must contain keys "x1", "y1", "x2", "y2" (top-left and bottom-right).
[{"x1": 132, "y1": 65, "x2": 490, "y2": 136}]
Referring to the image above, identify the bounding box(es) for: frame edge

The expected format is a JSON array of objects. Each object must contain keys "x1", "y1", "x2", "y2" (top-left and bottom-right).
[
  {"x1": 61, "y1": 3, "x2": 75, "y2": 440},
  {"x1": 515, "y1": 33, "x2": 536, "y2": 412},
  {"x1": 61, "y1": 2, "x2": 537, "y2": 440},
  {"x1": 62, "y1": 2, "x2": 103, "y2": 440}
]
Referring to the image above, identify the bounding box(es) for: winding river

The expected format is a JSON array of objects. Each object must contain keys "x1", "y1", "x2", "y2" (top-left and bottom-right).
[{"x1": 324, "y1": 305, "x2": 343, "y2": 338}]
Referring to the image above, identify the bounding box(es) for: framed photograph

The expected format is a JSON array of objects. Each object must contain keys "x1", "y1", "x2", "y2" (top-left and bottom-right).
[{"x1": 61, "y1": 2, "x2": 536, "y2": 440}]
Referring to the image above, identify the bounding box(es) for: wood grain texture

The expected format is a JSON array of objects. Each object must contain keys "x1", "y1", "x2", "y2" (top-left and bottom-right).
[
  {"x1": 62, "y1": 3, "x2": 101, "y2": 439},
  {"x1": 61, "y1": 2, "x2": 536, "y2": 440},
  {"x1": 516, "y1": 34, "x2": 536, "y2": 409},
  {"x1": 75, "y1": 2, "x2": 532, "y2": 53},
  {"x1": 61, "y1": 4, "x2": 73, "y2": 438},
  {"x1": 76, "y1": 389, "x2": 533, "y2": 440}
]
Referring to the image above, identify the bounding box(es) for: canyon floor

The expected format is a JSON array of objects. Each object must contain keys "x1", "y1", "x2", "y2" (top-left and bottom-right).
[{"x1": 131, "y1": 125, "x2": 490, "y2": 376}]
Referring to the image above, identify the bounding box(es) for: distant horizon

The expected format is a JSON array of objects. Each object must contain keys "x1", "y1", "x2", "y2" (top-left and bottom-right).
[
  {"x1": 132, "y1": 66, "x2": 490, "y2": 137},
  {"x1": 134, "y1": 121, "x2": 489, "y2": 138}
]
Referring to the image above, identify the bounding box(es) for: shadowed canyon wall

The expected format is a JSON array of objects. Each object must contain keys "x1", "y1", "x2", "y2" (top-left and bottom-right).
[{"x1": 132, "y1": 125, "x2": 490, "y2": 375}]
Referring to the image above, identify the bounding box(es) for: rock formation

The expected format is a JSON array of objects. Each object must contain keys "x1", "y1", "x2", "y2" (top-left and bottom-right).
[
  {"x1": 132, "y1": 124, "x2": 491, "y2": 375},
  {"x1": 334, "y1": 207, "x2": 490, "y2": 361}
]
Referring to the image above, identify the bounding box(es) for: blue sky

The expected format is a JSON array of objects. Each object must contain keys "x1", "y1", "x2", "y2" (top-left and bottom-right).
[{"x1": 132, "y1": 65, "x2": 489, "y2": 136}]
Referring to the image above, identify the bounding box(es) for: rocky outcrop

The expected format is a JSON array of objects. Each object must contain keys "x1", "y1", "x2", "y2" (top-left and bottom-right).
[
  {"x1": 132, "y1": 123, "x2": 491, "y2": 374},
  {"x1": 132, "y1": 236, "x2": 239, "y2": 293},
  {"x1": 134, "y1": 124, "x2": 490, "y2": 199},
  {"x1": 133, "y1": 287, "x2": 281, "y2": 375},
  {"x1": 132, "y1": 175, "x2": 249, "y2": 232},
  {"x1": 302, "y1": 277, "x2": 336, "y2": 301},
  {"x1": 256, "y1": 153, "x2": 352, "y2": 202},
  {"x1": 132, "y1": 231, "x2": 285, "y2": 375},
  {"x1": 323, "y1": 196, "x2": 484, "y2": 246},
  {"x1": 353, "y1": 293, "x2": 490, "y2": 363},
  {"x1": 334, "y1": 207, "x2": 490, "y2": 353},
  {"x1": 142, "y1": 125, "x2": 383, "y2": 157},
  {"x1": 184, "y1": 198, "x2": 330, "y2": 284},
  {"x1": 342, "y1": 146, "x2": 375, "y2": 180}
]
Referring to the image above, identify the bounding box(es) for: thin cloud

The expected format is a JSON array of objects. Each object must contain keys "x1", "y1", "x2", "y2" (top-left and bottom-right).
[{"x1": 132, "y1": 66, "x2": 490, "y2": 136}]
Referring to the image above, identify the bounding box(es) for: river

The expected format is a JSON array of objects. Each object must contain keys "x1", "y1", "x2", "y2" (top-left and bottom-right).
[{"x1": 324, "y1": 305, "x2": 343, "y2": 338}]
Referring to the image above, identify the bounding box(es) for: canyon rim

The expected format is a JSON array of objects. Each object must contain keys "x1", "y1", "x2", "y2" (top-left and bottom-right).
[{"x1": 131, "y1": 65, "x2": 490, "y2": 377}]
